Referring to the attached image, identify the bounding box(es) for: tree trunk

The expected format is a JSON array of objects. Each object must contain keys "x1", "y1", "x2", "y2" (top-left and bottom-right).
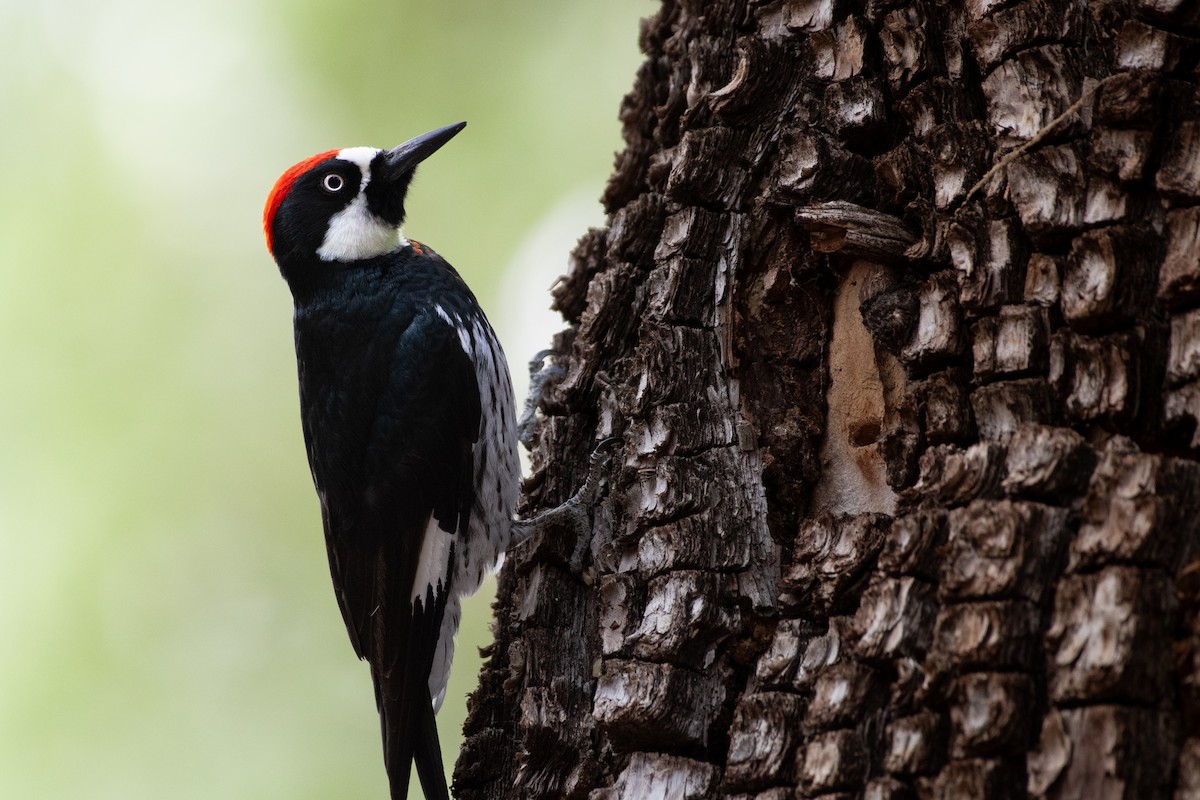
[{"x1": 454, "y1": 1, "x2": 1200, "y2": 798}]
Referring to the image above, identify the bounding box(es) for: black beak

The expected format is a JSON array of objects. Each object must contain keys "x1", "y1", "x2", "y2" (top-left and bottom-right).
[{"x1": 380, "y1": 122, "x2": 467, "y2": 182}]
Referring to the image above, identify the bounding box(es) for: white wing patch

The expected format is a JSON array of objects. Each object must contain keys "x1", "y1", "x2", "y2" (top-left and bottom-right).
[
  {"x1": 316, "y1": 147, "x2": 408, "y2": 262},
  {"x1": 426, "y1": 304, "x2": 521, "y2": 709},
  {"x1": 411, "y1": 514, "x2": 453, "y2": 606}
]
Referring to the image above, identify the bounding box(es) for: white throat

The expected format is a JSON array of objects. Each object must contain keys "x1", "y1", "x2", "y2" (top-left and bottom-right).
[{"x1": 316, "y1": 147, "x2": 408, "y2": 262}]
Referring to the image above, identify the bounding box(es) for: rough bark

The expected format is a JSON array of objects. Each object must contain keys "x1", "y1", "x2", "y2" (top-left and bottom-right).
[{"x1": 455, "y1": 1, "x2": 1200, "y2": 798}]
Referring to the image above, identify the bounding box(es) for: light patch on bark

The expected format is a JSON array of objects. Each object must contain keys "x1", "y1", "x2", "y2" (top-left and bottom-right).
[
  {"x1": 1084, "y1": 178, "x2": 1128, "y2": 224},
  {"x1": 811, "y1": 18, "x2": 865, "y2": 81},
  {"x1": 783, "y1": 0, "x2": 835, "y2": 32},
  {"x1": 1116, "y1": 21, "x2": 1175, "y2": 70},
  {"x1": 813, "y1": 261, "x2": 898, "y2": 515},
  {"x1": 593, "y1": 659, "x2": 724, "y2": 747},
  {"x1": 902, "y1": 272, "x2": 964, "y2": 366},
  {"x1": 935, "y1": 164, "x2": 967, "y2": 209},
  {"x1": 599, "y1": 753, "x2": 718, "y2": 800},
  {"x1": 1007, "y1": 145, "x2": 1085, "y2": 235}
]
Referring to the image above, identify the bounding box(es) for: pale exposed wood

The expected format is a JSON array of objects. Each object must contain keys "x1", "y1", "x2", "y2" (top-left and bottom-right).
[
  {"x1": 1159, "y1": 207, "x2": 1200, "y2": 309},
  {"x1": 966, "y1": 1, "x2": 1086, "y2": 74},
  {"x1": 907, "y1": 442, "x2": 1006, "y2": 506},
  {"x1": 595, "y1": 753, "x2": 718, "y2": 800},
  {"x1": 930, "y1": 123, "x2": 990, "y2": 209},
  {"x1": 972, "y1": 305, "x2": 1050, "y2": 381},
  {"x1": 627, "y1": 570, "x2": 741, "y2": 667},
  {"x1": 754, "y1": 617, "x2": 818, "y2": 689},
  {"x1": 1001, "y1": 424, "x2": 1095, "y2": 499},
  {"x1": 811, "y1": 262, "x2": 898, "y2": 515},
  {"x1": 883, "y1": 711, "x2": 946, "y2": 776},
  {"x1": 853, "y1": 575, "x2": 937, "y2": 659},
  {"x1": 1170, "y1": 309, "x2": 1200, "y2": 385},
  {"x1": 810, "y1": 17, "x2": 866, "y2": 81},
  {"x1": 942, "y1": 500, "x2": 1070, "y2": 602},
  {"x1": 1071, "y1": 438, "x2": 1200, "y2": 571},
  {"x1": 879, "y1": 7, "x2": 932, "y2": 90},
  {"x1": 1006, "y1": 144, "x2": 1087, "y2": 242},
  {"x1": 593, "y1": 658, "x2": 725, "y2": 748},
  {"x1": 931, "y1": 599, "x2": 1042, "y2": 672},
  {"x1": 724, "y1": 692, "x2": 806, "y2": 792},
  {"x1": 865, "y1": 776, "x2": 918, "y2": 800},
  {"x1": 769, "y1": 129, "x2": 876, "y2": 204},
  {"x1": 948, "y1": 218, "x2": 1027, "y2": 312},
  {"x1": 900, "y1": 271, "x2": 966, "y2": 369},
  {"x1": 1062, "y1": 225, "x2": 1159, "y2": 329},
  {"x1": 1047, "y1": 567, "x2": 1172, "y2": 704},
  {"x1": 794, "y1": 616, "x2": 854, "y2": 689},
  {"x1": 949, "y1": 672, "x2": 1035, "y2": 757},
  {"x1": 982, "y1": 46, "x2": 1089, "y2": 148},
  {"x1": 1029, "y1": 706, "x2": 1177, "y2": 800},
  {"x1": 797, "y1": 728, "x2": 868, "y2": 792},
  {"x1": 1158, "y1": 121, "x2": 1200, "y2": 200},
  {"x1": 784, "y1": 513, "x2": 888, "y2": 611},
  {"x1": 970, "y1": 378, "x2": 1055, "y2": 440}
]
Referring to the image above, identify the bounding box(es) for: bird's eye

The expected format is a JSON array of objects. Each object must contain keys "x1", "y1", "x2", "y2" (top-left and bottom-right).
[{"x1": 321, "y1": 173, "x2": 346, "y2": 193}]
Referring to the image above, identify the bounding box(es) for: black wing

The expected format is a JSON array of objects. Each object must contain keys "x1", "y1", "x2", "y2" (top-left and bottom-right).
[{"x1": 313, "y1": 308, "x2": 480, "y2": 800}]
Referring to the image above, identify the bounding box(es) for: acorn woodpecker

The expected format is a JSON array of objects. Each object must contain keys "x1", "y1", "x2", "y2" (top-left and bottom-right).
[
  {"x1": 263, "y1": 123, "x2": 610, "y2": 800},
  {"x1": 263, "y1": 121, "x2": 493, "y2": 800}
]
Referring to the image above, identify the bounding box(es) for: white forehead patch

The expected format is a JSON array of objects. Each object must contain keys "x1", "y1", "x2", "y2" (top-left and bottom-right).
[
  {"x1": 317, "y1": 147, "x2": 407, "y2": 262},
  {"x1": 336, "y1": 147, "x2": 382, "y2": 185}
]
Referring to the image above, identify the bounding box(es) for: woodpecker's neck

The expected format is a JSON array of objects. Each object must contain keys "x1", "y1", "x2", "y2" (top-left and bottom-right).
[
  {"x1": 276, "y1": 250, "x2": 370, "y2": 302},
  {"x1": 279, "y1": 241, "x2": 432, "y2": 304}
]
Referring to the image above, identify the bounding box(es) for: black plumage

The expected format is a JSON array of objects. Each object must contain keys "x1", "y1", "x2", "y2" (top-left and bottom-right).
[
  {"x1": 297, "y1": 255, "x2": 483, "y2": 800},
  {"x1": 264, "y1": 124, "x2": 518, "y2": 800}
]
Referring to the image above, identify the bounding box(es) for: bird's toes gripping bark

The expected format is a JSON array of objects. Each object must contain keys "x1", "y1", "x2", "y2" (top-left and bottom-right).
[
  {"x1": 517, "y1": 349, "x2": 566, "y2": 450},
  {"x1": 511, "y1": 437, "x2": 620, "y2": 573}
]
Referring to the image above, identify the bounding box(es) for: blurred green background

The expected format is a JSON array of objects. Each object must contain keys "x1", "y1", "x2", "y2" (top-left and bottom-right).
[{"x1": 0, "y1": 0, "x2": 646, "y2": 797}]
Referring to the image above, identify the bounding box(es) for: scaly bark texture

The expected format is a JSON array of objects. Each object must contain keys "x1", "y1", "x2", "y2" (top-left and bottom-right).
[{"x1": 455, "y1": 1, "x2": 1200, "y2": 798}]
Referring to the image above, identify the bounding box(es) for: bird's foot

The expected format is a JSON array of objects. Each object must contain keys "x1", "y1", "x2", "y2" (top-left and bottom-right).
[
  {"x1": 512, "y1": 437, "x2": 620, "y2": 573},
  {"x1": 517, "y1": 349, "x2": 567, "y2": 450}
]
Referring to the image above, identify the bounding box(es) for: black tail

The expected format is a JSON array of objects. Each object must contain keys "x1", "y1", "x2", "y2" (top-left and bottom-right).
[
  {"x1": 413, "y1": 699, "x2": 448, "y2": 800},
  {"x1": 375, "y1": 674, "x2": 449, "y2": 800}
]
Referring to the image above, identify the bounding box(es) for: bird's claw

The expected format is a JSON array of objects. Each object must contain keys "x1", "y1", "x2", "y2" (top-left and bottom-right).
[
  {"x1": 559, "y1": 437, "x2": 619, "y2": 572},
  {"x1": 510, "y1": 436, "x2": 621, "y2": 574},
  {"x1": 574, "y1": 438, "x2": 620, "y2": 571},
  {"x1": 573, "y1": 437, "x2": 620, "y2": 507},
  {"x1": 528, "y1": 348, "x2": 559, "y2": 374},
  {"x1": 517, "y1": 350, "x2": 567, "y2": 449}
]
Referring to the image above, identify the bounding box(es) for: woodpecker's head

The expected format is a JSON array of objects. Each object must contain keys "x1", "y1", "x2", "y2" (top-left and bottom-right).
[{"x1": 263, "y1": 121, "x2": 465, "y2": 274}]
